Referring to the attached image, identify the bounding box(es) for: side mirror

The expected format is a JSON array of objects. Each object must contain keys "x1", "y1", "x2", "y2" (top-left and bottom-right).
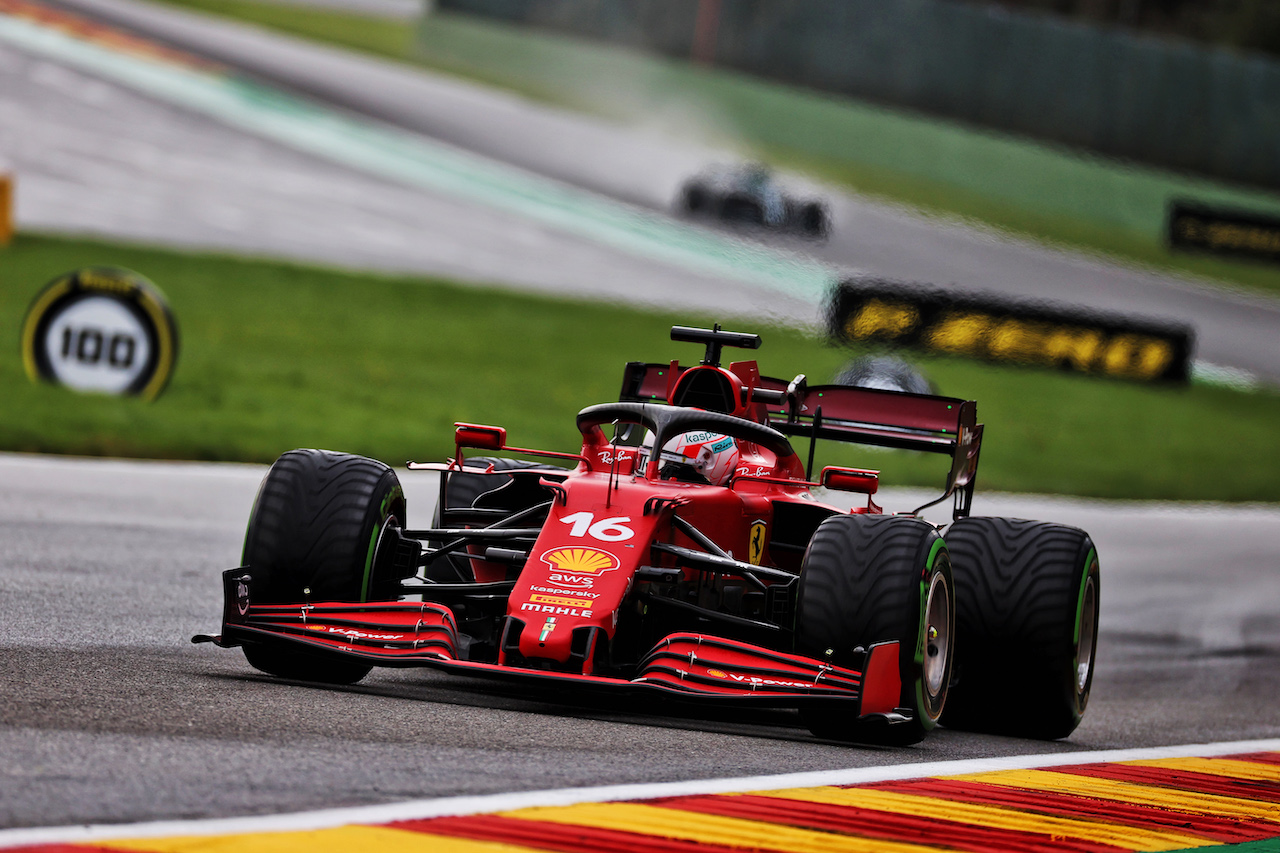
[
  {"x1": 454, "y1": 423, "x2": 506, "y2": 451},
  {"x1": 821, "y1": 466, "x2": 879, "y2": 495}
]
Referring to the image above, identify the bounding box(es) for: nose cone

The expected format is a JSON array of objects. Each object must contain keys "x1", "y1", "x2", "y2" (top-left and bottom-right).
[{"x1": 505, "y1": 476, "x2": 668, "y2": 670}]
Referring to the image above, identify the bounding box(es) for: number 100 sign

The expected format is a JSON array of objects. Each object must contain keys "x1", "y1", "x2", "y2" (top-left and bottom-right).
[{"x1": 21, "y1": 267, "x2": 179, "y2": 401}]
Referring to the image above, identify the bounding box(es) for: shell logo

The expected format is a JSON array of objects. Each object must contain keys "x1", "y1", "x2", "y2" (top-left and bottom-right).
[
  {"x1": 540, "y1": 546, "x2": 620, "y2": 575},
  {"x1": 707, "y1": 669, "x2": 728, "y2": 679}
]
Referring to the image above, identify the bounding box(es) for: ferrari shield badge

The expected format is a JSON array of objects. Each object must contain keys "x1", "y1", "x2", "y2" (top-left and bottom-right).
[{"x1": 749, "y1": 521, "x2": 767, "y2": 565}]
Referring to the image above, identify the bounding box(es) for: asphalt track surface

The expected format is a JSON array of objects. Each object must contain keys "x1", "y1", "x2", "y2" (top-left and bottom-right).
[
  {"x1": 2, "y1": 452, "x2": 1279, "y2": 829},
  {"x1": 2, "y1": 0, "x2": 1280, "y2": 838},
  {"x1": 4, "y1": 0, "x2": 1280, "y2": 380}
]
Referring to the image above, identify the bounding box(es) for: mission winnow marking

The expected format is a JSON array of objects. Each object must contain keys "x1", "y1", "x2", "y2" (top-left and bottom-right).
[{"x1": 4, "y1": 744, "x2": 1279, "y2": 853}]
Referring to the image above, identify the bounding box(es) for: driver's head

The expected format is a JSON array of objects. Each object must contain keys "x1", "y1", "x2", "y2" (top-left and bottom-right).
[{"x1": 642, "y1": 430, "x2": 740, "y2": 485}]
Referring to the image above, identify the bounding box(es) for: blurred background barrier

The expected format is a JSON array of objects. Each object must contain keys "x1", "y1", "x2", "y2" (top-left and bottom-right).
[
  {"x1": 1169, "y1": 200, "x2": 1280, "y2": 264},
  {"x1": 826, "y1": 277, "x2": 1195, "y2": 383},
  {"x1": 434, "y1": 0, "x2": 1280, "y2": 190}
]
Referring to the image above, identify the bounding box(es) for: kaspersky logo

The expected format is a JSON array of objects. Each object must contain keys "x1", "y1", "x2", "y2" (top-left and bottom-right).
[{"x1": 540, "y1": 546, "x2": 619, "y2": 576}]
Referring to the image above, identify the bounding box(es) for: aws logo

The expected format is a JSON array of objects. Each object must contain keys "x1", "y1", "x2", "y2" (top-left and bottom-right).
[{"x1": 540, "y1": 546, "x2": 619, "y2": 576}]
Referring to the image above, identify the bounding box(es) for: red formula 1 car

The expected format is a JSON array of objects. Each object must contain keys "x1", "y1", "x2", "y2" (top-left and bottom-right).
[{"x1": 195, "y1": 325, "x2": 1100, "y2": 744}]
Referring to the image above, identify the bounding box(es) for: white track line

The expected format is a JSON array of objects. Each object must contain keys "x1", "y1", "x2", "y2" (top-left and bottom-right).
[{"x1": 3, "y1": 737, "x2": 1279, "y2": 848}]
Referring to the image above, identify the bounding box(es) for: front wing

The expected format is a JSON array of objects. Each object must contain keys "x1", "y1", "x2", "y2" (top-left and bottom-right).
[{"x1": 194, "y1": 568, "x2": 903, "y2": 720}]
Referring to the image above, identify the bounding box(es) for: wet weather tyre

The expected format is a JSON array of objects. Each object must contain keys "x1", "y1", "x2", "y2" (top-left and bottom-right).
[
  {"x1": 239, "y1": 449, "x2": 407, "y2": 684},
  {"x1": 795, "y1": 514, "x2": 953, "y2": 745},
  {"x1": 941, "y1": 517, "x2": 1100, "y2": 740}
]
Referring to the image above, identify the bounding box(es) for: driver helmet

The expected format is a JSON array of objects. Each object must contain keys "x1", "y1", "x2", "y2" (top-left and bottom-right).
[{"x1": 640, "y1": 430, "x2": 740, "y2": 486}]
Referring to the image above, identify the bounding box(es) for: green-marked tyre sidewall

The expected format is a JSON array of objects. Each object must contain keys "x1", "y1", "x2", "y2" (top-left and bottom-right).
[
  {"x1": 1069, "y1": 548, "x2": 1101, "y2": 725},
  {"x1": 795, "y1": 514, "x2": 954, "y2": 744},
  {"x1": 913, "y1": 537, "x2": 953, "y2": 731},
  {"x1": 237, "y1": 450, "x2": 406, "y2": 685},
  {"x1": 361, "y1": 484, "x2": 406, "y2": 602}
]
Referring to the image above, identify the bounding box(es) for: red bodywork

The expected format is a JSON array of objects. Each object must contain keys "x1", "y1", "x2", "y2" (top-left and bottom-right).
[
  {"x1": 204, "y1": 331, "x2": 981, "y2": 726},
  {"x1": 220, "y1": 594, "x2": 901, "y2": 713}
]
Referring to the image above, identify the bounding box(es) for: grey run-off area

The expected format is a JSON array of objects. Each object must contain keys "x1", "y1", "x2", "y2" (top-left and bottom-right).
[
  {"x1": 1, "y1": 453, "x2": 1278, "y2": 828},
  {"x1": 2, "y1": 0, "x2": 1280, "y2": 380}
]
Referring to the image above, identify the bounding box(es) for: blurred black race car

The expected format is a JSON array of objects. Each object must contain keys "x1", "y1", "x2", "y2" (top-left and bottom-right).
[{"x1": 679, "y1": 164, "x2": 829, "y2": 239}]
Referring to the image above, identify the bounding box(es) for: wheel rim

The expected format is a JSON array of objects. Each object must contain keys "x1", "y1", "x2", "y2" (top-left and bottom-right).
[
  {"x1": 363, "y1": 514, "x2": 399, "y2": 602},
  {"x1": 1076, "y1": 574, "x2": 1097, "y2": 695},
  {"x1": 923, "y1": 570, "x2": 951, "y2": 700}
]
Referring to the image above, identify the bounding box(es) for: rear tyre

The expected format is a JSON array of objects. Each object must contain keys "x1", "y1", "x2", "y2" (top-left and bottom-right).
[
  {"x1": 799, "y1": 202, "x2": 829, "y2": 239},
  {"x1": 436, "y1": 456, "x2": 551, "y2": 519},
  {"x1": 430, "y1": 456, "x2": 561, "y2": 582},
  {"x1": 682, "y1": 183, "x2": 710, "y2": 214},
  {"x1": 796, "y1": 514, "x2": 953, "y2": 745},
  {"x1": 941, "y1": 517, "x2": 1100, "y2": 740},
  {"x1": 240, "y1": 448, "x2": 407, "y2": 684}
]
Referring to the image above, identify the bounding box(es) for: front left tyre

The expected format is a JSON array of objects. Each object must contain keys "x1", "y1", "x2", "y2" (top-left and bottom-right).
[
  {"x1": 795, "y1": 513, "x2": 954, "y2": 745},
  {"x1": 239, "y1": 448, "x2": 406, "y2": 684}
]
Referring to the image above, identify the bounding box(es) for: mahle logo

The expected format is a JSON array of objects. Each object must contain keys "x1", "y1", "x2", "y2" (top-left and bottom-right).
[{"x1": 540, "y1": 546, "x2": 619, "y2": 576}]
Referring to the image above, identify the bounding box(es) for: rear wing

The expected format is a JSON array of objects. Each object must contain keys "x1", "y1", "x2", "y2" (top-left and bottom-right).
[{"x1": 620, "y1": 361, "x2": 983, "y2": 517}]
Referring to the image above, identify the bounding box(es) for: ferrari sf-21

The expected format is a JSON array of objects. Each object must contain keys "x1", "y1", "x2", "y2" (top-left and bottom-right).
[{"x1": 196, "y1": 325, "x2": 1099, "y2": 744}]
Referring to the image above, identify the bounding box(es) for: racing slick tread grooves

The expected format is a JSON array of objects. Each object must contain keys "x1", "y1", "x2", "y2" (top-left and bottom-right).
[
  {"x1": 239, "y1": 449, "x2": 404, "y2": 684},
  {"x1": 946, "y1": 517, "x2": 1083, "y2": 647},
  {"x1": 795, "y1": 514, "x2": 948, "y2": 744},
  {"x1": 245, "y1": 449, "x2": 400, "y2": 602},
  {"x1": 798, "y1": 515, "x2": 934, "y2": 657},
  {"x1": 942, "y1": 516, "x2": 1097, "y2": 739}
]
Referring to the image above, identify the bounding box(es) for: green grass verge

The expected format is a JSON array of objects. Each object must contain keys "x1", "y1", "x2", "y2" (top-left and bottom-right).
[
  {"x1": 145, "y1": 0, "x2": 1280, "y2": 298},
  {"x1": 4, "y1": 234, "x2": 1279, "y2": 502}
]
